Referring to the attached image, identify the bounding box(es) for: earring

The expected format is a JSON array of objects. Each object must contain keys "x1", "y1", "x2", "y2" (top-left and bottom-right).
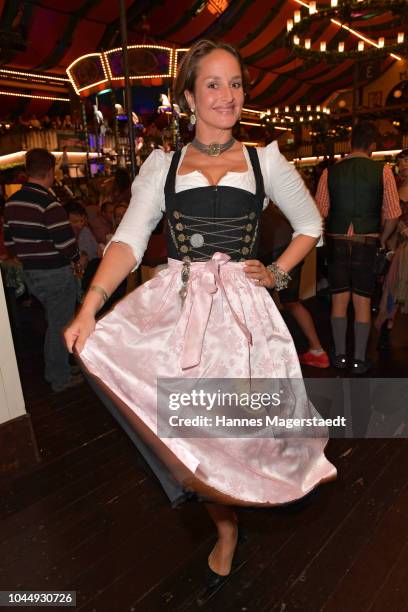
[{"x1": 189, "y1": 109, "x2": 196, "y2": 126}]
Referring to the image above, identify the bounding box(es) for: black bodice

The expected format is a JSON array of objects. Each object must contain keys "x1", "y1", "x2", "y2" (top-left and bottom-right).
[{"x1": 164, "y1": 146, "x2": 265, "y2": 262}]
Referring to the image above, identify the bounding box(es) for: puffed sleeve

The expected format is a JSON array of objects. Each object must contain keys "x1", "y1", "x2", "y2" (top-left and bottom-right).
[
  {"x1": 257, "y1": 141, "x2": 323, "y2": 241},
  {"x1": 105, "y1": 149, "x2": 170, "y2": 270}
]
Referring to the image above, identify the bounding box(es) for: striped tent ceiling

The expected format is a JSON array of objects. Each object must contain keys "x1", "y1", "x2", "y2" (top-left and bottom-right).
[{"x1": 0, "y1": 0, "x2": 405, "y2": 110}]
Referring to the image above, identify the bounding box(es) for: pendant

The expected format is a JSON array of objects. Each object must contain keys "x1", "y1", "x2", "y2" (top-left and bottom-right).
[
  {"x1": 208, "y1": 143, "x2": 221, "y2": 156},
  {"x1": 179, "y1": 261, "x2": 190, "y2": 301}
]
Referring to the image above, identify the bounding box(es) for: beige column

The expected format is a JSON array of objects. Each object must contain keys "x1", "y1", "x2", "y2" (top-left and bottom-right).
[{"x1": 0, "y1": 274, "x2": 25, "y2": 424}]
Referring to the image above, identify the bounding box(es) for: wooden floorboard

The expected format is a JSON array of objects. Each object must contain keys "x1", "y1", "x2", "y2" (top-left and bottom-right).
[
  {"x1": 367, "y1": 539, "x2": 408, "y2": 612},
  {"x1": 267, "y1": 442, "x2": 408, "y2": 612},
  {"x1": 323, "y1": 481, "x2": 408, "y2": 611},
  {"x1": 1, "y1": 298, "x2": 407, "y2": 611}
]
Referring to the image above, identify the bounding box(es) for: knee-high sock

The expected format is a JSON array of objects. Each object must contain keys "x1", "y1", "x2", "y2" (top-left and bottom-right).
[
  {"x1": 331, "y1": 316, "x2": 347, "y2": 356},
  {"x1": 354, "y1": 321, "x2": 370, "y2": 361}
]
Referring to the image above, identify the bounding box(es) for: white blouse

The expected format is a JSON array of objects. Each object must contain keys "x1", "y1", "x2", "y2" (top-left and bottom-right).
[{"x1": 108, "y1": 141, "x2": 322, "y2": 268}]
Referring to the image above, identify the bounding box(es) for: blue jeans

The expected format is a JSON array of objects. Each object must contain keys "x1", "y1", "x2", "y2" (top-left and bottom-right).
[{"x1": 24, "y1": 266, "x2": 77, "y2": 389}]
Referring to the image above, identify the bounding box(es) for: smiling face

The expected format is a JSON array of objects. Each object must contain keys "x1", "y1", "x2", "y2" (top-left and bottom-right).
[{"x1": 184, "y1": 49, "x2": 244, "y2": 136}]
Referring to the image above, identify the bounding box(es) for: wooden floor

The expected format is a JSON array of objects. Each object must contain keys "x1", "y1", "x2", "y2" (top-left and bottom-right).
[{"x1": 1, "y1": 297, "x2": 407, "y2": 612}]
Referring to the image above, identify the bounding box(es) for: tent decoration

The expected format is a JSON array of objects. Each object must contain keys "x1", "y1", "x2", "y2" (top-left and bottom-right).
[{"x1": 0, "y1": 0, "x2": 405, "y2": 114}]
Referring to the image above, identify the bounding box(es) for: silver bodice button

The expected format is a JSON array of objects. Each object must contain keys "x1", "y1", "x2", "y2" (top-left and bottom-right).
[{"x1": 190, "y1": 233, "x2": 205, "y2": 248}]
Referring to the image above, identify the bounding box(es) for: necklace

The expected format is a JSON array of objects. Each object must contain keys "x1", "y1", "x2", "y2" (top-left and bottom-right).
[{"x1": 191, "y1": 137, "x2": 235, "y2": 157}]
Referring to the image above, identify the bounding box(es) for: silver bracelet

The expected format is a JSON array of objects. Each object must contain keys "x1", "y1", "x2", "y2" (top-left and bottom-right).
[
  {"x1": 266, "y1": 262, "x2": 291, "y2": 291},
  {"x1": 90, "y1": 285, "x2": 109, "y2": 304}
]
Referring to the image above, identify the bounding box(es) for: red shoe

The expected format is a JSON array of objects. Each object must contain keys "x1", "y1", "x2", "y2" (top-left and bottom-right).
[{"x1": 299, "y1": 350, "x2": 330, "y2": 368}]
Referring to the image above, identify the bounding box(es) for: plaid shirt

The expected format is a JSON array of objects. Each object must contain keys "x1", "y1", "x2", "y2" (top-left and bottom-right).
[{"x1": 315, "y1": 163, "x2": 401, "y2": 236}]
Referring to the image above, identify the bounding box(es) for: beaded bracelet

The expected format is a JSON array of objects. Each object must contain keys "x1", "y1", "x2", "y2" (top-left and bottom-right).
[{"x1": 266, "y1": 262, "x2": 292, "y2": 291}]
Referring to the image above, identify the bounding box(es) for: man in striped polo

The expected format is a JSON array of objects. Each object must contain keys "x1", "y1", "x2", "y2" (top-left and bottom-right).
[{"x1": 4, "y1": 148, "x2": 81, "y2": 392}]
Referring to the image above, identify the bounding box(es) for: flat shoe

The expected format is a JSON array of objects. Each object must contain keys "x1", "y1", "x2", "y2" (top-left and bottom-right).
[
  {"x1": 299, "y1": 350, "x2": 330, "y2": 368},
  {"x1": 331, "y1": 354, "x2": 348, "y2": 369},
  {"x1": 196, "y1": 567, "x2": 230, "y2": 606},
  {"x1": 196, "y1": 527, "x2": 247, "y2": 606},
  {"x1": 351, "y1": 359, "x2": 371, "y2": 375}
]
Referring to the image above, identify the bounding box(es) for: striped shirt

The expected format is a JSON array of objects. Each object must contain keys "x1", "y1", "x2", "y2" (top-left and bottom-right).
[
  {"x1": 4, "y1": 182, "x2": 79, "y2": 269},
  {"x1": 315, "y1": 164, "x2": 401, "y2": 236}
]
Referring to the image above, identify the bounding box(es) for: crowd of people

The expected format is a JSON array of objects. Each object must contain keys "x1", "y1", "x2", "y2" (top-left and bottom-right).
[
  {"x1": 0, "y1": 126, "x2": 407, "y2": 393},
  {"x1": 0, "y1": 113, "x2": 83, "y2": 134}
]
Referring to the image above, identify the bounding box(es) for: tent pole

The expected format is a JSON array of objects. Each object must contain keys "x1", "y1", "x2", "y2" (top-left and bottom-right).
[
  {"x1": 80, "y1": 99, "x2": 90, "y2": 178},
  {"x1": 119, "y1": 0, "x2": 137, "y2": 179}
]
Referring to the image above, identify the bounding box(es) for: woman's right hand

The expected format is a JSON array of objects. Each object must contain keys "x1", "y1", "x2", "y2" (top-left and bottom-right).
[{"x1": 64, "y1": 311, "x2": 96, "y2": 354}]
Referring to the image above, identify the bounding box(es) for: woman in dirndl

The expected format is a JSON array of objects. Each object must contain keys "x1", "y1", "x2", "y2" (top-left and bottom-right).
[{"x1": 64, "y1": 39, "x2": 336, "y2": 598}]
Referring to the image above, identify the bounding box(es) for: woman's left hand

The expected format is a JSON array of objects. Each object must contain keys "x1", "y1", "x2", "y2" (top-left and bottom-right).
[{"x1": 243, "y1": 259, "x2": 275, "y2": 288}]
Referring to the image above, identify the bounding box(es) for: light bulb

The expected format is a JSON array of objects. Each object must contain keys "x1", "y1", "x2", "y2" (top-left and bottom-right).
[
  {"x1": 305, "y1": 38, "x2": 311, "y2": 49},
  {"x1": 338, "y1": 42, "x2": 344, "y2": 52},
  {"x1": 294, "y1": 10, "x2": 301, "y2": 23},
  {"x1": 378, "y1": 37, "x2": 384, "y2": 48},
  {"x1": 320, "y1": 41, "x2": 327, "y2": 52},
  {"x1": 287, "y1": 19, "x2": 294, "y2": 32},
  {"x1": 358, "y1": 41, "x2": 364, "y2": 51}
]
